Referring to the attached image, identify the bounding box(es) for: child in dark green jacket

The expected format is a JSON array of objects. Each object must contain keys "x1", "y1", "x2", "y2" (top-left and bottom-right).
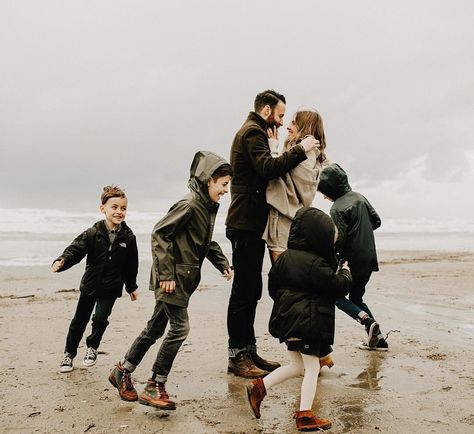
[
  {"x1": 52, "y1": 185, "x2": 138, "y2": 373},
  {"x1": 317, "y1": 163, "x2": 388, "y2": 351}
]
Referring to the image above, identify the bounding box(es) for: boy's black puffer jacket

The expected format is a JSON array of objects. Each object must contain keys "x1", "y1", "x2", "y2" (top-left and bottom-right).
[
  {"x1": 55, "y1": 220, "x2": 138, "y2": 298},
  {"x1": 268, "y1": 207, "x2": 351, "y2": 345}
]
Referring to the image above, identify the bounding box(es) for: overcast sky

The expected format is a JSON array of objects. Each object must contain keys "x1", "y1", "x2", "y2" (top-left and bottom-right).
[{"x1": 1, "y1": 0, "x2": 473, "y2": 220}]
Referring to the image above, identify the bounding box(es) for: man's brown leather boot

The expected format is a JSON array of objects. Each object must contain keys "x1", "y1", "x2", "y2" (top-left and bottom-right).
[
  {"x1": 228, "y1": 352, "x2": 268, "y2": 378},
  {"x1": 250, "y1": 352, "x2": 281, "y2": 372},
  {"x1": 246, "y1": 377, "x2": 266, "y2": 418},
  {"x1": 294, "y1": 410, "x2": 332, "y2": 431}
]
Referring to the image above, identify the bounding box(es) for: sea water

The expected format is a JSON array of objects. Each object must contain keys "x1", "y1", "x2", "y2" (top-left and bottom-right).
[{"x1": 0, "y1": 208, "x2": 473, "y2": 267}]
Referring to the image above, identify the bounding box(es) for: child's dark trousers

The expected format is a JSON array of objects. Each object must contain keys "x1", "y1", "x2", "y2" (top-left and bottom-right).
[
  {"x1": 123, "y1": 300, "x2": 190, "y2": 383},
  {"x1": 65, "y1": 292, "x2": 117, "y2": 357}
]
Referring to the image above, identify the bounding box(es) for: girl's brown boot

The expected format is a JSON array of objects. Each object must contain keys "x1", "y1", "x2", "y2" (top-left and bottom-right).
[
  {"x1": 294, "y1": 410, "x2": 332, "y2": 431},
  {"x1": 246, "y1": 377, "x2": 266, "y2": 418},
  {"x1": 319, "y1": 354, "x2": 334, "y2": 370}
]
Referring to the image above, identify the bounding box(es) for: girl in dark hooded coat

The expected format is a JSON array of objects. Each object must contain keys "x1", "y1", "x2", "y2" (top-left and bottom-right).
[{"x1": 246, "y1": 207, "x2": 351, "y2": 431}]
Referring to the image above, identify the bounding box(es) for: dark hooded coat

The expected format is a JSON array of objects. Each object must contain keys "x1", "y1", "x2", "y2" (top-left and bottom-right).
[
  {"x1": 317, "y1": 163, "x2": 381, "y2": 274},
  {"x1": 54, "y1": 220, "x2": 138, "y2": 298},
  {"x1": 150, "y1": 151, "x2": 230, "y2": 307},
  {"x1": 268, "y1": 207, "x2": 351, "y2": 345}
]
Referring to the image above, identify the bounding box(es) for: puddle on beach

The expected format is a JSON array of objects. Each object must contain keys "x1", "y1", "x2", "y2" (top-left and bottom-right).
[{"x1": 349, "y1": 353, "x2": 385, "y2": 390}]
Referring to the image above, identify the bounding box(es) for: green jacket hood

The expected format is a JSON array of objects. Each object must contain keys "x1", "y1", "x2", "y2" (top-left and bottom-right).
[
  {"x1": 317, "y1": 163, "x2": 352, "y2": 200},
  {"x1": 188, "y1": 151, "x2": 229, "y2": 199}
]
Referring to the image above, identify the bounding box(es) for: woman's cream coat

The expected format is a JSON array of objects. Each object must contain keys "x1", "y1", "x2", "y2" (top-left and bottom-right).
[{"x1": 262, "y1": 139, "x2": 330, "y2": 252}]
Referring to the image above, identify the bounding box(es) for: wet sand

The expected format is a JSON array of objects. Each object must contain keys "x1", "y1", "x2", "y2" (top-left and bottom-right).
[{"x1": 1, "y1": 250, "x2": 473, "y2": 433}]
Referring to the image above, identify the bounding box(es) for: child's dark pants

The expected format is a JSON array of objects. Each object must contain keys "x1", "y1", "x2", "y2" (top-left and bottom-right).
[
  {"x1": 123, "y1": 300, "x2": 190, "y2": 384},
  {"x1": 336, "y1": 272, "x2": 375, "y2": 320},
  {"x1": 65, "y1": 292, "x2": 117, "y2": 357}
]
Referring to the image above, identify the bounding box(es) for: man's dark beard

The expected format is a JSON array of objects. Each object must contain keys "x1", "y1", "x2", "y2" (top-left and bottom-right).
[{"x1": 267, "y1": 112, "x2": 280, "y2": 128}]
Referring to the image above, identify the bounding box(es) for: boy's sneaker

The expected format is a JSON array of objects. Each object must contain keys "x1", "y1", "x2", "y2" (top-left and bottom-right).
[
  {"x1": 138, "y1": 379, "x2": 176, "y2": 410},
  {"x1": 83, "y1": 347, "x2": 98, "y2": 367},
  {"x1": 365, "y1": 319, "x2": 381, "y2": 348},
  {"x1": 108, "y1": 362, "x2": 139, "y2": 401},
  {"x1": 59, "y1": 353, "x2": 74, "y2": 373},
  {"x1": 358, "y1": 338, "x2": 389, "y2": 352}
]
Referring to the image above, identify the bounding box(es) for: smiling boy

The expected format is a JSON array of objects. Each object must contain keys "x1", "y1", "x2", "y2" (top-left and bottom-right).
[
  {"x1": 109, "y1": 151, "x2": 233, "y2": 410},
  {"x1": 52, "y1": 185, "x2": 139, "y2": 373}
]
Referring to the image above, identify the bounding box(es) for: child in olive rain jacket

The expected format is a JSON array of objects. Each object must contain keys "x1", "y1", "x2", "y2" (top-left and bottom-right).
[{"x1": 109, "y1": 151, "x2": 233, "y2": 410}]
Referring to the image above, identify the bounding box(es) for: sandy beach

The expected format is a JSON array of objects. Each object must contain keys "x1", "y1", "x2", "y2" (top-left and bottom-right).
[{"x1": 1, "y1": 250, "x2": 473, "y2": 433}]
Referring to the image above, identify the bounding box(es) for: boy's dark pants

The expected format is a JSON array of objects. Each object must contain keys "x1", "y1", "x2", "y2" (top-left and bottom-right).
[
  {"x1": 226, "y1": 228, "x2": 265, "y2": 356},
  {"x1": 123, "y1": 300, "x2": 189, "y2": 383},
  {"x1": 336, "y1": 272, "x2": 375, "y2": 320},
  {"x1": 65, "y1": 292, "x2": 116, "y2": 357}
]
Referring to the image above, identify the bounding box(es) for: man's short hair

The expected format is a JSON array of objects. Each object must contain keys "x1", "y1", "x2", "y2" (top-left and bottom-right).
[
  {"x1": 211, "y1": 163, "x2": 233, "y2": 181},
  {"x1": 254, "y1": 89, "x2": 286, "y2": 112},
  {"x1": 101, "y1": 185, "x2": 126, "y2": 204}
]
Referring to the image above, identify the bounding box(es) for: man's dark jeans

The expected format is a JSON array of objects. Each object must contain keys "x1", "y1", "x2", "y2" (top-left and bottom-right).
[
  {"x1": 226, "y1": 228, "x2": 266, "y2": 356},
  {"x1": 336, "y1": 272, "x2": 375, "y2": 320},
  {"x1": 65, "y1": 292, "x2": 117, "y2": 357},
  {"x1": 123, "y1": 300, "x2": 190, "y2": 383}
]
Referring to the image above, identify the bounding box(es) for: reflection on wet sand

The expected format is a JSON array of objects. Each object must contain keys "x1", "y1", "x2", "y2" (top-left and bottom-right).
[{"x1": 350, "y1": 352, "x2": 385, "y2": 390}]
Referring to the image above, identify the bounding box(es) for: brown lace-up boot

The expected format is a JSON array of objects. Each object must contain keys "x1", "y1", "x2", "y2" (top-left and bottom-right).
[
  {"x1": 139, "y1": 379, "x2": 176, "y2": 410},
  {"x1": 228, "y1": 352, "x2": 268, "y2": 378},
  {"x1": 250, "y1": 352, "x2": 281, "y2": 372},
  {"x1": 108, "y1": 362, "x2": 138, "y2": 401},
  {"x1": 246, "y1": 377, "x2": 266, "y2": 418},
  {"x1": 294, "y1": 410, "x2": 332, "y2": 431}
]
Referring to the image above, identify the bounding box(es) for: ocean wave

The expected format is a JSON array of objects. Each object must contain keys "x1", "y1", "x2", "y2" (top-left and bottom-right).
[{"x1": 0, "y1": 208, "x2": 473, "y2": 236}]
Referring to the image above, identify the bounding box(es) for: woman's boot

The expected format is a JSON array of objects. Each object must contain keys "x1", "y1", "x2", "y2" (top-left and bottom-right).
[
  {"x1": 294, "y1": 410, "x2": 332, "y2": 431},
  {"x1": 246, "y1": 377, "x2": 266, "y2": 418}
]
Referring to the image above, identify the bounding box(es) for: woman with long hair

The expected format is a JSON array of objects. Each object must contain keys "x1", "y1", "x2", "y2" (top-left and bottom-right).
[{"x1": 263, "y1": 108, "x2": 330, "y2": 264}]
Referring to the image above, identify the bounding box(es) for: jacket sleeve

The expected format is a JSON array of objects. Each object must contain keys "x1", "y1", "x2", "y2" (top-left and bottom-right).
[
  {"x1": 364, "y1": 197, "x2": 381, "y2": 230},
  {"x1": 268, "y1": 266, "x2": 278, "y2": 300},
  {"x1": 206, "y1": 241, "x2": 230, "y2": 273},
  {"x1": 124, "y1": 234, "x2": 139, "y2": 293},
  {"x1": 54, "y1": 229, "x2": 91, "y2": 272},
  {"x1": 330, "y1": 207, "x2": 348, "y2": 252},
  {"x1": 152, "y1": 201, "x2": 193, "y2": 281},
  {"x1": 245, "y1": 129, "x2": 307, "y2": 180},
  {"x1": 310, "y1": 261, "x2": 352, "y2": 298}
]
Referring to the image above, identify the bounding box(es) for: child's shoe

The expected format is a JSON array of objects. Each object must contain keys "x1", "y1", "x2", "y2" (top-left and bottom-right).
[
  {"x1": 319, "y1": 354, "x2": 334, "y2": 370},
  {"x1": 138, "y1": 379, "x2": 176, "y2": 410},
  {"x1": 358, "y1": 338, "x2": 389, "y2": 351},
  {"x1": 108, "y1": 362, "x2": 138, "y2": 401},
  {"x1": 246, "y1": 377, "x2": 266, "y2": 419},
  {"x1": 59, "y1": 352, "x2": 74, "y2": 373},
  {"x1": 374, "y1": 338, "x2": 389, "y2": 351},
  {"x1": 363, "y1": 318, "x2": 380, "y2": 348},
  {"x1": 294, "y1": 410, "x2": 332, "y2": 431},
  {"x1": 83, "y1": 347, "x2": 98, "y2": 367}
]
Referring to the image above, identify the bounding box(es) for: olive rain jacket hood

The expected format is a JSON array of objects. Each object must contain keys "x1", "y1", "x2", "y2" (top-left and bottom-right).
[
  {"x1": 268, "y1": 207, "x2": 351, "y2": 345},
  {"x1": 151, "y1": 151, "x2": 230, "y2": 307},
  {"x1": 54, "y1": 220, "x2": 138, "y2": 298},
  {"x1": 317, "y1": 163, "x2": 381, "y2": 273}
]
